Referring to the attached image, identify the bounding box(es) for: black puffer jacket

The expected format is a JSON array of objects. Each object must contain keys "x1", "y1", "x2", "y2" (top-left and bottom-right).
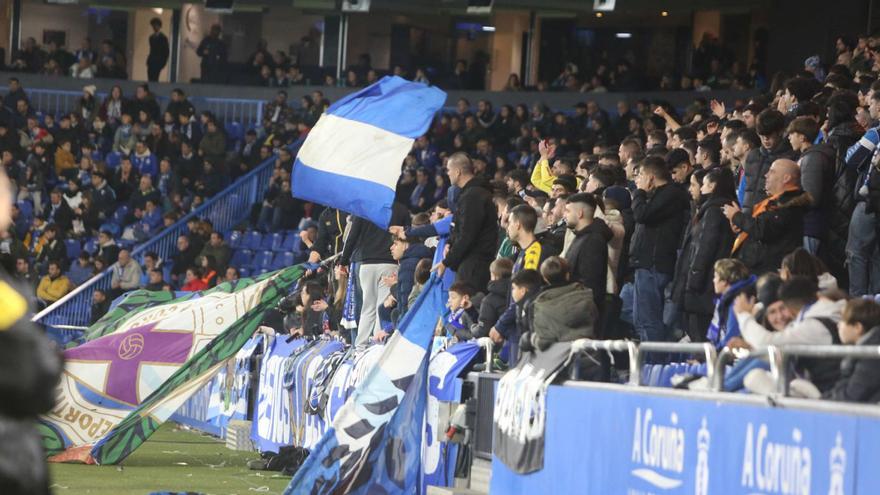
[
  {"x1": 629, "y1": 183, "x2": 690, "y2": 275},
  {"x1": 443, "y1": 176, "x2": 498, "y2": 269},
  {"x1": 565, "y1": 218, "x2": 612, "y2": 311},
  {"x1": 824, "y1": 327, "x2": 880, "y2": 403},
  {"x1": 742, "y1": 140, "x2": 797, "y2": 214},
  {"x1": 672, "y1": 194, "x2": 736, "y2": 316},
  {"x1": 732, "y1": 189, "x2": 811, "y2": 274}
]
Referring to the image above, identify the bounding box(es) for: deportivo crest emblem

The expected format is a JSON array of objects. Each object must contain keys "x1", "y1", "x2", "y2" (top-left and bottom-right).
[{"x1": 118, "y1": 333, "x2": 145, "y2": 360}]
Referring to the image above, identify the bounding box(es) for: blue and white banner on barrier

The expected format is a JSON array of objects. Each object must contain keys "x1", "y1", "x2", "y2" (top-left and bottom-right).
[{"x1": 491, "y1": 384, "x2": 874, "y2": 495}]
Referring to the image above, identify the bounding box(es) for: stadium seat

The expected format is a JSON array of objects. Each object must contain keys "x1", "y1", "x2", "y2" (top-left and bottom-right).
[
  {"x1": 281, "y1": 232, "x2": 298, "y2": 251},
  {"x1": 273, "y1": 251, "x2": 295, "y2": 269},
  {"x1": 16, "y1": 200, "x2": 33, "y2": 220},
  {"x1": 658, "y1": 365, "x2": 677, "y2": 388},
  {"x1": 227, "y1": 230, "x2": 243, "y2": 249},
  {"x1": 238, "y1": 267, "x2": 250, "y2": 278},
  {"x1": 99, "y1": 222, "x2": 120, "y2": 237},
  {"x1": 90, "y1": 150, "x2": 104, "y2": 163},
  {"x1": 83, "y1": 237, "x2": 98, "y2": 255},
  {"x1": 259, "y1": 234, "x2": 275, "y2": 251},
  {"x1": 230, "y1": 249, "x2": 252, "y2": 268},
  {"x1": 647, "y1": 364, "x2": 664, "y2": 387},
  {"x1": 254, "y1": 250, "x2": 274, "y2": 269},
  {"x1": 268, "y1": 232, "x2": 284, "y2": 251},
  {"x1": 111, "y1": 205, "x2": 129, "y2": 225},
  {"x1": 242, "y1": 231, "x2": 262, "y2": 250},
  {"x1": 65, "y1": 239, "x2": 81, "y2": 260},
  {"x1": 105, "y1": 151, "x2": 122, "y2": 169}
]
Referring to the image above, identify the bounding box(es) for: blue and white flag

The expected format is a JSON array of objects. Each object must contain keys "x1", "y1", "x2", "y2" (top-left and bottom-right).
[
  {"x1": 284, "y1": 276, "x2": 445, "y2": 494},
  {"x1": 292, "y1": 76, "x2": 447, "y2": 228}
]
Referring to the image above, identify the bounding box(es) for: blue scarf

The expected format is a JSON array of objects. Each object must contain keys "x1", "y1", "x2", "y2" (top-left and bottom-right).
[{"x1": 707, "y1": 275, "x2": 757, "y2": 349}]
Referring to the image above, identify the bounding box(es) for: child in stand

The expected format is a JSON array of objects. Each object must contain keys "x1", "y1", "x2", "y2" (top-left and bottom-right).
[
  {"x1": 471, "y1": 258, "x2": 513, "y2": 339},
  {"x1": 444, "y1": 281, "x2": 479, "y2": 341},
  {"x1": 291, "y1": 281, "x2": 338, "y2": 338}
]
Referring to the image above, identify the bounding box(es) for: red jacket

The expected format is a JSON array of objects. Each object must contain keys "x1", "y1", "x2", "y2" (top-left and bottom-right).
[{"x1": 181, "y1": 278, "x2": 208, "y2": 292}]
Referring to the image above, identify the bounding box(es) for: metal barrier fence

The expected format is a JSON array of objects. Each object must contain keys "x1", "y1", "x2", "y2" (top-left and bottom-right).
[
  {"x1": 566, "y1": 339, "x2": 880, "y2": 398},
  {"x1": 1, "y1": 88, "x2": 264, "y2": 125},
  {"x1": 32, "y1": 137, "x2": 305, "y2": 330}
]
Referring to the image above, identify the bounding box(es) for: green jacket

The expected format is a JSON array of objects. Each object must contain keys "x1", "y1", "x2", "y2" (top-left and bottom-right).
[{"x1": 530, "y1": 282, "x2": 597, "y2": 351}]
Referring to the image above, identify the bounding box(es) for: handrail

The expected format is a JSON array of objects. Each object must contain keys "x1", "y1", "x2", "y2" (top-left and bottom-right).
[
  {"x1": 32, "y1": 136, "x2": 305, "y2": 327},
  {"x1": 635, "y1": 342, "x2": 718, "y2": 386},
  {"x1": 476, "y1": 337, "x2": 494, "y2": 373},
  {"x1": 710, "y1": 344, "x2": 880, "y2": 396}
]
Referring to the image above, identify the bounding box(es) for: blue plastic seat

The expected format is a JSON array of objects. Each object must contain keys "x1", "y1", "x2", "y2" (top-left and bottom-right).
[
  {"x1": 281, "y1": 232, "x2": 298, "y2": 251},
  {"x1": 230, "y1": 249, "x2": 252, "y2": 268},
  {"x1": 269, "y1": 232, "x2": 285, "y2": 251},
  {"x1": 254, "y1": 250, "x2": 274, "y2": 269},
  {"x1": 99, "y1": 222, "x2": 120, "y2": 237},
  {"x1": 105, "y1": 151, "x2": 122, "y2": 169},
  {"x1": 658, "y1": 365, "x2": 677, "y2": 388},
  {"x1": 83, "y1": 237, "x2": 98, "y2": 255},
  {"x1": 272, "y1": 251, "x2": 295, "y2": 270},
  {"x1": 64, "y1": 239, "x2": 81, "y2": 260},
  {"x1": 259, "y1": 234, "x2": 275, "y2": 251},
  {"x1": 227, "y1": 230, "x2": 243, "y2": 249},
  {"x1": 647, "y1": 364, "x2": 664, "y2": 387},
  {"x1": 242, "y1": 231, "x2": 262, "y2": 250},
  {"x1": 91, "y1": 150, "x2": 104, "y2": 163},
  {"x1": 16, "y1": 200, "x2": 33, "y2": 220},
  {"x1": 238, "y1": 267, "x2": 250, "y2": 279},
  {"x1": 111, "y1": 205, "x2": 129, "y2": 225}
]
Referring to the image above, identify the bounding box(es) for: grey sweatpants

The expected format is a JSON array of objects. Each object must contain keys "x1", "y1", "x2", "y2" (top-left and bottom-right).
[{"x1": 355, "y1": 263, "x2": 398, "y2": 345}]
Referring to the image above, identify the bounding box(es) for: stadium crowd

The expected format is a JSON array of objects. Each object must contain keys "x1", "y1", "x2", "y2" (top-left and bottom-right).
[{"x1": 3, "y1": 33, "x2": 880, "y2": 403}]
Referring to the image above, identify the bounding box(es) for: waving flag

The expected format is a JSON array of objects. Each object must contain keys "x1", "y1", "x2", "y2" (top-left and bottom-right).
[
  {"x1": 292, "y1": 76, "x2": 446, "y2": 228},
  {"x1": 39, "y1": 265, "x2": 304, "y2": 464},
  {"x1": 284, "y1": 276, "x2": 444, "y2": 494}
]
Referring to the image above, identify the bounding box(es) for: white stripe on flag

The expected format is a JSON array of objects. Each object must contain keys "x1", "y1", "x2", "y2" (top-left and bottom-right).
[{"x1": 297, "y1": 113, "x2": 414, "y2": 188}]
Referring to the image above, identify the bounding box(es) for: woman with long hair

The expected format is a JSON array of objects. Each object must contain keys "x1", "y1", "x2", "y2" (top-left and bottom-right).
[{"x1": 670, "y1": 167, "x2": 738, "y2": 342}]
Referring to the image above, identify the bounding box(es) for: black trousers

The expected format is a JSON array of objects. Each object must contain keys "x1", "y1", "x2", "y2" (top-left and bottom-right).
[{"x1": 147, "y1": 63, "x2": 164, "y2": 82}]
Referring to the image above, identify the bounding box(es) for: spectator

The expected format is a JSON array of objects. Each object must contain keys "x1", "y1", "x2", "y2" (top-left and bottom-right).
[
  {"x1": 131, "y1": 140, "x2": 158, "y2": 179},
  {"x1": 389, "y1": 234, "x2": 432, "y2": 319},
  {"x1": 265, "y1": 91, "x2": 291, "y2": 124},
  {"x1": 199, "y1": 231, "x2": 231, "y2": 272},
  {"x1": 94, "y1": 230, "x2": 119, "y2": 265},
  {"x1": 443, "y1": 281, "x2": 478, "y2": 341},
  {"x1": 197, "y1": 24, "x2": 228, "y2": 84},
  {"x1": 787, "y1": 117, "x2": 834, "y2": 256},
  {"x1": 735, "y1": 276, "x2": 844, "y2": 394},
  {"x1": 34, "y1": 224, "x2": 66, "y2": 272},
  {"x1": 113, "y1": 113, "x2": 136, "y2": 154},
  {"x1": 223, "y1": 266, "x2": 240, "y2": 283},
  {"x1": 725, "y1": 159, "x2": 810, "y2": 274},
  {"x1": 70, "y1": 57, "x2": 95, "y2": 79},
  {"x1": 705, "y1": 258, "x2": 755, "y2": 349},
  {"x1": 630, "y1": 156, "x2": 690, "y2": 343},
  {"x1": 439, "y1": 153, "x2": 498, "y2": 291},
  {"x1": 170, "y1": 235, "x2": 198, "y2": 285},
  {"x1": 36, "y1": 261, "x2": 72, "y2": 306},
  {"x1": 525, "y1": 257, "x2": 598, "y2": 351},
  {"x1": 671, "y1": 167, "x2": 738, "y2": 342},
  {"x1": 823, "y1": 298, "x2": 880, "y2": 402},
  {"x1": 90, "y1": 289, "x2": 110, "y2": 324},
  {"x1": 143, "y1": 268, "x2": 165, "y2": 291},
  {"x1": 3, "y1": 77, "x2": 28, "y2": 111},
  {"x1": 146, "y1": 17, "x2": 170, "y2": 82},
  {"x1": 741, "y1": 110, "x2": 796, "y2": 214},
  {"x1": 110, "y1": 249, "x2": 142, "y2": 297},
  {"x1": 68, "y1": 252, "x2": 93, "y2": 286},
  {"x1": 131, "y1": 84, "x2": 160, "y2": 122},
  {"x1": 198, "y1": 119, "x2": 226, "y2": 168},
  {"x1": 181, "y1": 266, "x2": 208, "y2": 292},
  {"x1": 563, "y1": 192, "x2": 611, "y2": 333},
  {"x1": 129, "y1": 175, "x2": 160, "y2": 212},
  {"x1": 13, "y1": 256, "x2": 38, "y2": 292},
  {"x1": 339, "y1": 204, "x2": 407, "y2": 345}
]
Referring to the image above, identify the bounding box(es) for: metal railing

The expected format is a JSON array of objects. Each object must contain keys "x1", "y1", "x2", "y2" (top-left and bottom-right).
[
  {"x1": 715, "y1": 344, "x2": 880, "y2": 397},
  {"x1": 33, "y1": 137, "x2": 305, "y2": 329},
  {"x1": 1, "y1": 88, "x2": 264, "y2": 125}
]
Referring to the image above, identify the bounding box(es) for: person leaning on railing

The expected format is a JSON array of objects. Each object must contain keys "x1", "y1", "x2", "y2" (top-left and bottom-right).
[{"x1": 821, "y1": 298, "x2": 880, "y2": 403}]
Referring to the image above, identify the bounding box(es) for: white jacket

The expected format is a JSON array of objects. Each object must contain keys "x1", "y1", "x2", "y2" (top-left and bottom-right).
[{"x1": 737, "y1": 298, "x2": 844, "y2": 348}]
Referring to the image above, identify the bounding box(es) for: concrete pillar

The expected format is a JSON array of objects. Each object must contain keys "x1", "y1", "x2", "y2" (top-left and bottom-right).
[
  {"x1": 177, "y1": 3, "x2": 220, "y2": 83},
  {"x1": 487, "y1": 9, "x2": 539, "y2": 90}
]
